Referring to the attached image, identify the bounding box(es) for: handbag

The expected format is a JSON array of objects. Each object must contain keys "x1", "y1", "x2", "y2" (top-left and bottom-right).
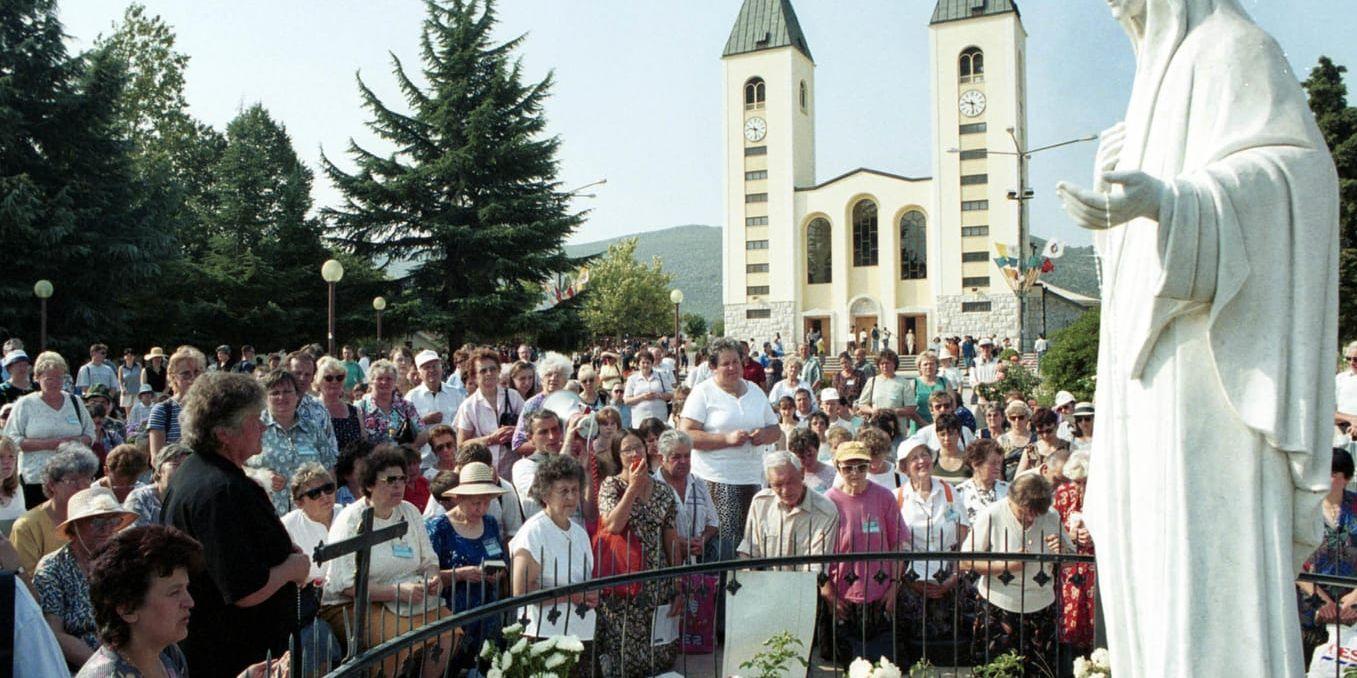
[{"x1": 591, "y1": 529, "x2": 644, "y2": 597}]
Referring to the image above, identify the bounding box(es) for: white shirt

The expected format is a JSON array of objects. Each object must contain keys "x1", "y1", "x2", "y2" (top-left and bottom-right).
[
  {"x1": 1034, "y1": 338, "x2": 1049, "y2": 353},
  {"x1": 508, "y1": 512, "x2": 596, "y2": 639},
  {"x1": 281, "y1": 509, "x2": 331, "y2": 581},
  {"x1": 767, "y1": 379, "x2": 817, "y2": 411},
  {"x1": 962, "y1": 500, "x2": 1073, "y2": 614},
  {"x1": 901, "y1": 424, "x2": 976, "y2": 457},
  {"x1": 453, "y1": 387, "x2": 525, "y2": 476},
  {"x1": 895, "y1": 478, "x2": 968, "y2": 581},
  {"x1": 14, "y1": 580, "x2": 67, "y2": 677},
  {"x1": 802, "y1": 462, "x2": 837, "y2": 494},
  {"x1": 681, "y1": 379, "x2": 779, "y2": 486},
  {"x1": 512, "y1": 456, "x2": 544, "y2": 520},
  {"x1": 1337, "y1": 370, "x2": 1357, "y2": 415},
  {"x1": 656, "y1": 470, "x2": 719, "y2": 542},
  {"x1": 624, "y1": 370, "x2": 670, "y2": 425},
  {"x1": 4, "y1": 392, "x2": 97, "y2": 482},
  {"x1": 406, "y1": 382, "x2": 466, "y2": 466},
  {"x1": 684, "y1": 361, "x2": 713, "y2": 388},
  {"x1": 323, "y1": 499, "x2": 441, "y2": 617}
]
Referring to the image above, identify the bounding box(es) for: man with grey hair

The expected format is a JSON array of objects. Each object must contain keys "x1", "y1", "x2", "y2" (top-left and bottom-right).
[
  {"x1": 738, "y1": 450, "x2": 838, "y2": 570},
  {"x1": 655, "y1": 429, "x2": 718, "y2": 560}
]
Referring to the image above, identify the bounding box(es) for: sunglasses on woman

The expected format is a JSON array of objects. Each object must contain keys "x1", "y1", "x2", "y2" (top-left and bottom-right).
[
  {"x1": 301, "y1": 482, "x2": 337, "y2": 500},
  {"x1": 838, "y1": 463, "x2": 869, "y2": 474},
  {"x1": 323, "y1": 374, "x2": 345, "y2": 383}
]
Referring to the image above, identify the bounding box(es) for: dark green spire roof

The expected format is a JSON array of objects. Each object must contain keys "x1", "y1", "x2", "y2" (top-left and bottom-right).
[
  {"x1": 930, "y1": 0, "x2": 1019, "y2": 25},
  {"x1": 722, "y1": 0, "x2": 812, "y2": 61}
]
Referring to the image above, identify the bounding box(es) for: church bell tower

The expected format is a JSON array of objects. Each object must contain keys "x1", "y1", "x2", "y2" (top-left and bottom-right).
[{"x1": 720, "y1": 0, "x2": 816, "y2": 344}]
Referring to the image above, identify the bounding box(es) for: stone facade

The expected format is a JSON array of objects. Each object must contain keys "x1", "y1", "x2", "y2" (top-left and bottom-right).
[
  {"x1": 1023, "y1": 287, "x2": 1096, "y2": 345},
  {"x1": 723, "y1": 301, "x2": 797, "y2": 346},
  {"x1": 934, "y1": 292, "x2": 1021, "y2": 343}
]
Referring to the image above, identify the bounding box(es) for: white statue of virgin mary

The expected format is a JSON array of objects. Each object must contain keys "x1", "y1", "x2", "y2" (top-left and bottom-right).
[{"x1": 1057, "y1": 0, "x2": 1340, "y2": 674}]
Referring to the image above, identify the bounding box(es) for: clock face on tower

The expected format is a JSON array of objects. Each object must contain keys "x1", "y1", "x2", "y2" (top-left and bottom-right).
[
  {"x1": 959, "y1": 89, "x2": 987, "y2": 118},
  {"x1": 743, "y1": 117, "x2": 767, "y2": 142}
]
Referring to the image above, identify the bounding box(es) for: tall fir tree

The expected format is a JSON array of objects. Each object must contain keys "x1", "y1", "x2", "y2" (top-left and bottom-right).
[
  {"x1": 1302, "y1": 56, "x2": 1357, "y2": 341},
  {"x1": 322, "y1": 0, "x2": 582, "y2": 351},
  {"x1": 0, "y1": 0, "x2": 171, "y2": 354}
]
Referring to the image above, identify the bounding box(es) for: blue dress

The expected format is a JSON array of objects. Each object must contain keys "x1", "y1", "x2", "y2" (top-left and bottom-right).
[{"x1": 425, "y1": 513, "x2": 504, "y2": 653}]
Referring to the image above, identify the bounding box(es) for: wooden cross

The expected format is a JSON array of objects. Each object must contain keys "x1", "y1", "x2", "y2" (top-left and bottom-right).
[{"x1": 312, "y1": 506, "x2": 409, "y2": 662}]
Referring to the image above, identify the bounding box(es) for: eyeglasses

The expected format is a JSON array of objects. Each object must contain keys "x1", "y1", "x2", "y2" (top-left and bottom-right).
[
  {"x1": 838, "y1": 463, "x2": 869, "y2": 474},
  {"x1": 378, "y1": 474, "x2": 407, "y2": 486},
  {"x1": 1348, "y1": 356, "x2": 1357, "y2": 362},
  {"x1": 85, "y1": 516, "x2": 124, "y2": 531},
  {"x1": 1007, "y1": 415, "x2": 1027, "y2": 422},
  {"x1": 301, "y1": 482, "x2": 337, "y2": 501},
  {"x1": 323, "y1": 374, "x2": 345, "y2": 383}
]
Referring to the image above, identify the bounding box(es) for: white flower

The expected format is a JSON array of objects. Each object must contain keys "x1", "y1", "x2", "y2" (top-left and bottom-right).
[
  {"x1": 556, "y1": 635, "x2": 586, "y2": 653},
  {"x1": 479, "y1": 640, "x2": 496, "y2": 659},
  {"x1": 1091, "y1": 647, "x2": 1111, "y2": 667},
  {"x1": 486, "y1": 669, "x2": 503, "y2": 678},
  {"x1": 848, "y1": 657, "x2": 875, "y2": 678},
  {"x1": 499, "y1": 650, "x2": 514, "y2": 670},
  {"x1": 510, "y1": 637, "x2": 529, "y2": 655},
  {"x1": 1073, "y1": 656, "x2": 1089, "y2": 677},
  {"x1": 545, "y1": 653, "x2": 567, "y2": 669},
  {"x1": 873, "y1": 657, "x2": 903, "y2": 678},
  {"x1": 531, "y1": 637, "x2": 557, "y2": 656},
  {"x1": 502, "y1": 622, "x2": 524, "y2": 636}
]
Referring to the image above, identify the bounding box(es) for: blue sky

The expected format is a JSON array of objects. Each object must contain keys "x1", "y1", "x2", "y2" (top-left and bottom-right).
[{"x1": 61, "y1": 0, "x2": 1357, "y2": 248}]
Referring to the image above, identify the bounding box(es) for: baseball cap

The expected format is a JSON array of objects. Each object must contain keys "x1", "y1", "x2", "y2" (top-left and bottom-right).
[
  {"x1": 834, "y1": 441, "x2": 872, "y2": 464},
  {"x1": 819, "y1": 388, "x2": 841, "y2": 403},
  {"x1": 1055, "y1": 391, "x2": 1076, "y2": 409},
  {"x1": 2, "y1": 350, "x2": 29, "y2": 368},
  {"x1": 415, "y1": 350, "x2": 441, "y2": 368}
]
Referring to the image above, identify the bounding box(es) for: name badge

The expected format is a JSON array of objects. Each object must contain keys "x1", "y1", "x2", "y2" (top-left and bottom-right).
[
  {"x1": 863, "y1": 518, "x2": 881, "y2": 534},
  {"x1": 483, "y1": 539, "x2": 503, "y2": 557},
  {"x1": 846, "y1": 379, "x2": 855, "y2": 386},
  {"x1": 391, "y1": 542, "x2": 414, "y2": 559},
  {"x1": 67, "y1": 416, "x2": 81, "y2": 426},
  {"x1": 298, "y1": 445, "x2": 317, "y2": 457}
]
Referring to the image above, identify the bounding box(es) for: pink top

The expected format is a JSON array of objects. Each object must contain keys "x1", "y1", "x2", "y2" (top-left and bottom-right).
[{"x1": 826, "y1": 483, "x2": 908, "y2": 604}]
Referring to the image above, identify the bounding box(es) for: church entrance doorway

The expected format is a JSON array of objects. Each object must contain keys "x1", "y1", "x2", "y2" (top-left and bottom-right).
[
  {"x1": 851, "y1": 316, "x2": 876, "y2": 352},
  {"x1": 804, "y1": 317, "x2": 830, "y2": 356},
  {"x1": 899, "y1": 315, "x2": 926, "y2": 356}
]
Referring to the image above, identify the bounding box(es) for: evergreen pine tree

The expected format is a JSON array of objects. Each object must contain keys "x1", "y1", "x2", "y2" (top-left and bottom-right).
[
  {"x1": 1302, "y1": 56, "x2": 1357, "y2": 340},
  {"x1": 0, "y1": 0, "x2": 170, "y2": 352},
  {"x1": 322, "y1": 0, "x2": 582, "y2": 351}
]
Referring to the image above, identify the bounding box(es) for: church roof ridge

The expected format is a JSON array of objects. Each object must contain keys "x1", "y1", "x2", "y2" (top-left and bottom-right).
[
  {"x1": 722, "y1": 0, "x2": 813, "y2": 61},
  {"x1": 795, "y1": 167, "x2": 930, "y2": 192},
  {"x1": 929, "y1": 0, "x2": 1020, "y2": 26}
]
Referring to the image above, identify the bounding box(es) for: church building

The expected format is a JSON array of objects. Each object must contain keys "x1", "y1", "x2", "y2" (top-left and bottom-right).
[{"x1": 721, "y1": 0, "x2": 1030, "y2": 353}]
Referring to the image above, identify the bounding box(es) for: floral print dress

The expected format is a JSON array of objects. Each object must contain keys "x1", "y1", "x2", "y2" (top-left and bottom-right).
[
  {"x1": 358, "y1": 393, "x2": 424, "y2": 445},
  {"x1": 1298, "y1": 490, "x2": 1357, "y2": 652},
  {"x1": 1053, "y1": 479, "x2": 1096, "y2": 650},
  {"x1": 596, "y1": 475, "x2": 679, "y2": 678}
]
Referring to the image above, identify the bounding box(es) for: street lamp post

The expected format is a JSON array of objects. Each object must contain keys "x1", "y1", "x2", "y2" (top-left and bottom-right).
[
  {"x1": 373, "y1": 296, "x2": 387, "y2": 345},
  {"x1": 321, "y1": 259, "x2": 345, "y2": 356},
  {"x1": 947, "y1": 131, "x2": 1096, "y2": 351},
  {"x1": 669, "y1": 289, "x2": 684, "y2": 352},
  {"x1": 34, "y1": 280, "x2": 53, "y2": 350}
]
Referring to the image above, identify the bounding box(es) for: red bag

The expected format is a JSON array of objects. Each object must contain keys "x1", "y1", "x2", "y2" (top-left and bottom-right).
[
  {"x1": 591, "y1": 529, "x2": 643, "y2": 596},
  {"x1": 680, "y1": 573, "x2": 718, "y2": 654}
]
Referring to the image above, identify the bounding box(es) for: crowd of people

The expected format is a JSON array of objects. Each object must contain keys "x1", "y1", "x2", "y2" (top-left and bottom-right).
[{"x1": 1, "y1": 333, "x2": 1354, "y2": 676}]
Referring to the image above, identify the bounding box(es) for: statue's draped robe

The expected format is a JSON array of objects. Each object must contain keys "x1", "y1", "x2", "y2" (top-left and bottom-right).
[{"x1": 1084, "y1": 1, "x2": 1339, "y2": 675}]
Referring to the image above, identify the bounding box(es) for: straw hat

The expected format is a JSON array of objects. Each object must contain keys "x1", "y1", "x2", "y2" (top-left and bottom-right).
[
  {"x1": 1073, "y1": 402, "x2": 1095, "y2": 418},
  {"x1": 833, "y1": 441, "x2": 872, "y2": 464},
  {"x1": 144, "y1": 346, "x2": 167, "y2": 362},
  {"x1": 442, "y1": 462, "x2": 506, "y2": 498},
  {"x1": 56, "y1": 487, "x2": 138, "y2": 539}
]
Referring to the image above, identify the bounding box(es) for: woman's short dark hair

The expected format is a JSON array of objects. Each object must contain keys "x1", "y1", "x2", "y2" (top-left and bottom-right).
[
  {"x1": 808, "y1": 411, "x2": 829, "y2": 428},
  {"x1": 1009, "y1": 473, "x2": 1054, "y2": 514},
  {"x1": 106, "y1": 444, "x2": 148, "y2": 479},
  {"x1": 787, "y1": 428, "x2": 819, "y2": 457},
  {"x1": 935, "y1": 412, "x2": 962, "y2": 433},
  {"x1": 336, "y1": 438, "x2": 374, "y2": 483},
  {"x1": 89, "y1": 526, "x2": 204, "y2": 648},
  {"x1": 426, "y1": 423, "x2": 456, "y2": 443},
  {"x1": 1334, "y1": 448, "x2": 1355, "y2": 480},
  {"x1": 455, "y1": 442, "x2": 493, "y2": 468},
  {"x1": 430, "y1": 470, "x2": 459, "y2": 501},
  {"x1": 777, "y1": 396, "x2": 795, "y2": 410},
  {"x1": 259, "y1": 369, "x2": 300, "y2": 394},
  {"x1": 706, "y1": 337, "x2": 742, "y2": 367},
  {"x1": 876, "y1": 348, "x2": 899, "y2": 370},
  {"x1": 361, "y1": 447, "x2": 408, "y2": 497},
  {"x1": 180, "y1": 372, "x2": 265, "y2": 458},
  {"x1": 1031, "y1": 407, "x2": 1059, "y2": 430},
  {"x1": 855, "y1": 426, "x2": 892, "y2": 458},
  {"x1": 529, "y1": 454, "x2": 585, "y2": 505},
  {"x1": 964, "y1": 438, "x2": 1004, "y2": 469},
  {"x1": 636, "y1": 417, "x2": 668, "y2": 440},
  {"x1": 870, "y1": 412, "x2": 899, "y2": 440}
]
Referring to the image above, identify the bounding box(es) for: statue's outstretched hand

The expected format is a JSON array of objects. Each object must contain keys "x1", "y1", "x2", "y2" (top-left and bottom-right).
[{"x1": 1057, "y1": 170, "x2": 1165, "y2": 231}]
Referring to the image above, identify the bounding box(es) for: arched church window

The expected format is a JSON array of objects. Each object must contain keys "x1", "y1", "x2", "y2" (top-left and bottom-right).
[
  {"x1": 852, "y1": 200, "x2": 879, "y2": 267},
  {"x1": 959, "y1": 47, "x2": 984, "y2": 83},
  {"x1": 806, "y1": 218, "x2": 832, "y2": 284},
  {"x1": 899, "y1": 210, "x2": 927, "y2": 280},
  {"x1": 745, "y1": 77, "x2": 766, "y2": 110},
  {"x1": 799, "y1": 81, "x2": 808, "y2": 112}
]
